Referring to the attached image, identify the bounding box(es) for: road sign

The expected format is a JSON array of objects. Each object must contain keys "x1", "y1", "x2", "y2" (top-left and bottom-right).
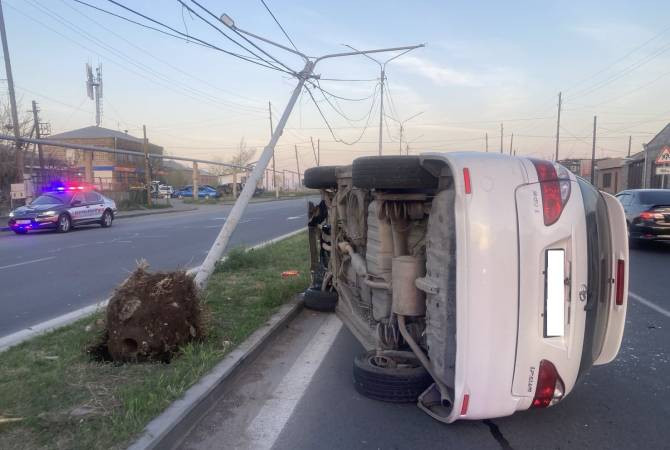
[
  {"x1": 656, "y1": 146, "x2": 670, "y2": 165},
  {"x1": 10, "y1": 183, "x2": 26, "y2": 200},
  {"x1": 655, "y1": 166, "x2": 670, "y2": 175}
]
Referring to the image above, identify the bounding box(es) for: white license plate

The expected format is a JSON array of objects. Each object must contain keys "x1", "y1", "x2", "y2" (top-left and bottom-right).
[
  {"x1": 16, "y1": 220, "x2": 31, "y2": 224},
  {"x1": 545, "y1": 249, "x2": 565, "y2": 337}
]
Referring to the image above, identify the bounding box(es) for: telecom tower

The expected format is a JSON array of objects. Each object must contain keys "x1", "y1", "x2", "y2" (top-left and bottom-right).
[{"x1": 85, "y1": 63, "x2": 103, "y2": 126}]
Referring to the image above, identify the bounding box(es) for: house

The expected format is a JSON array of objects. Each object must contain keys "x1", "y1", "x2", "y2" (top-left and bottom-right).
[
  {"x1": 44, "y1": 126, "x2": 163, "y2": 190},
  {"x1": 162, "y1": 159, "x2": 219, "y2": 188},
  {"x1": 625, "y1": 123, "x2": 670, "y2": 189},
  {"x1": 594, "y1": 158, "x2": 625, "y2": 194},
  {"x1": 557, "y1": 158, "x2": 593, "y2": 179}
]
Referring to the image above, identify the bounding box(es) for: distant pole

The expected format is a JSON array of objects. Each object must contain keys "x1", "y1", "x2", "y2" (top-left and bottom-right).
[
  {"x1": 294, "y1": 144, "x2": 301, "y2": 188},
  {"x1": 143, "y1": 125, "x2": 152, "y2": 207},
  {"x1": 399, "y1": 124, "x2": 403, "y2": 155},
  {"x1": 269, "y1": 101, "x2": 278, "y2": 199},
  {"x1": 590, "y1": 116, "x2": 597, "y2": 184},
  {"x1": 555, "y1": 91, "x2": 562, "y2": 161},
  {"x1": 0, "y1": 0, "x2": 23, "y2": 182},
  {"x1": 500, "y1": 123, "x2": 503, "y2": 154},
  {"x1": 310, "y1": 136, "x2": 318, "y2": 165},
  {"x1": 317, "y1": 138, "x2": 320, "y2": 166},
  {"x1": 509, "y1": 133, "x2": 514, "y2": 155},
  {"x1": 378, "y1": 67, "x2": 385, "y2": 156},
  {"x1": 627, "y1": 135, "x2": 632, "y2": 157},
  {"x1": 485, "y1": 132, "x2": 489, "y2": 152},
  {"x1": 31, "y1": 101, "x2": 45, "y2": 176}
]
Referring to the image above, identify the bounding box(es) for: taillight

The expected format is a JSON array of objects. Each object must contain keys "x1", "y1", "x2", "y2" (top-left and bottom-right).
[
  {"x1": 531, "y1": 160, "x2": 571, "y2": 226},
  {"x1": 639, "y1": 211, "x2": 662, "y2": 220},
  {"x1": 463, "y1": 167, "x2": 472, "y2": 194},
  {"x1": 532, "y1": 360, "x2": 565, "y2": 408},
  {"x1": 615, "y1": 259, "x2": 625, "y2": 306}
]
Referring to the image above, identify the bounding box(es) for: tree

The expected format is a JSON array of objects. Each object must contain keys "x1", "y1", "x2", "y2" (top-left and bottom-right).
[
  {"x1": 212, "y1": 138, "x2": 256, "y2": 177},
  {"x1": 0, "y1": 98, "x2": 33, "y2": 210}
]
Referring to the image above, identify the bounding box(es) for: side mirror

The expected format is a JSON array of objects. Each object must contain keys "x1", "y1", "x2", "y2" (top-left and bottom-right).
[{"x1": 71, "y1": 200, "x2": 82, "y2": 206}]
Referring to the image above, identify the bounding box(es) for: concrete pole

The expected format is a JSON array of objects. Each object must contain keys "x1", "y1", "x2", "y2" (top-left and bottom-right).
[
  {"x1": 310, "y1": 136, "x2": 318, "y2": 165},
  {"x1": 192, "y1": 161, "x2": 198, "y2": 201},
  {"x1": 143, "y1": 125, "x2": 152, "y2": 207},
  {"x1": 378, "y1": 67, "x2": 385, "y2": 156},
  {"x1": 233, "y1": 171, "x2": 238, "y2": 198},
  {"x1": 555, "y1": 91, "x2": 562, "y2": 161},
  {"x1": 269, "y1": 100, "x2": 278, "y2": 199},
  {"x1": 317, "y1": 138, "x2": 320, "y2": 166},
  {"x1": 0, "y1": 0, "x2": 23, "y2": 182},
  {"x1": 84, "y1": 151, "x2": 94, "y2": 184},
  {"x1": 590, "y1": 116, "x2": 597, "y2": 185},
  {"x1": 509, "y1": 133, "x2": 514, "y2": 156},
  {"x1": 195, "y1": 61, "x2": 314, "y2": 289},
  {"x1": 485, "y1": 132, "x2": 488, "y2": 152},
  {"x1": 31, "y1": 101, "x2": 45, "y2": 178},
  {"x1": 500, "y1": 123, "x2": 503, "y2": 154},
  {"x1": 294, "y1": 144, "x2": 301, "y2": 189}
]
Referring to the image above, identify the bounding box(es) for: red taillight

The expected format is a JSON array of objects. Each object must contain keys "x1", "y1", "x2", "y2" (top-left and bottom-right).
[
  {"x1": 639, "y1": 210, "x2": 661, "y2": 220},
  {"x1": 532, "y1": 360, "x2": 564, "y2": 408},
  {"x1": 463, "y1": 168, "x2": 472, "y2": 194},
  {"x1": 615, "y1": 259, "x2": 625, "y2": 306},
  {"x1": 531, "y1": 159, "x2": 571, "y2": 226},
  {"x1": 460, "y1": 394, "x2": 470, "y2": 415}
]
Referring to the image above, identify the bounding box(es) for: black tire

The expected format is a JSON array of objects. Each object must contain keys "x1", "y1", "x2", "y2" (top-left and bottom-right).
[
  {"x1": 303, "y1": 287, "x2": 338, "y2": 312},
  {"x1": 304, "y1": 166, "x2": 339, "y2": 189},
  {"x1": 13, "y1": 229, "x2": 27, "y2": 235},
  {"x1": 353, "y1": 350, "x2": 433, "y2": 403},
  {"x1": 100, "y1": 209, "x2": 113, "y2": 228},
  {"x1": 56, "y1": 214, "x2": 71, "y2": 233},
  {"x1": 352, "y1": 156, "x2": 438, "y2": 190}
]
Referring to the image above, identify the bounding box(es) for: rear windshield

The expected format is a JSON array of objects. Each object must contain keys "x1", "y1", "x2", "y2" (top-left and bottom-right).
[
  {"x1": 638, "y1": 190, "x2": 670, "y2": 205},
  {"x1": 577, "y1": 179, "x2": 613, "y2": 377}
]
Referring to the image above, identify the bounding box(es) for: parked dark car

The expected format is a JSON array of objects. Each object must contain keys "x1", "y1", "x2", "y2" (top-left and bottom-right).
[
  {"x1": 172, "y1": 185, "x2": 221, "y2": 199},
  {"x1": 616, "y1": 189, "x2": 670, "y2": 244}
]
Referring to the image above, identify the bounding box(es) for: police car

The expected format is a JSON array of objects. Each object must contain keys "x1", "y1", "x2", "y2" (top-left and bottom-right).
[{"x1": 8, "y1": 186, "x2": 117, "y2": 235}]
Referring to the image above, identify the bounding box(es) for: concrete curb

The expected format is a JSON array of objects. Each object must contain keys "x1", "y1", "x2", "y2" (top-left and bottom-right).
[
  {"x1": 0, "y1": 227, "x2": 307, "y2": 353},
  {"x1": 127, "y1": 299, "x2": 304, "y2": 450},
  {"x1": 115, "y1": 207, "x2": 198, "y2": 220}
]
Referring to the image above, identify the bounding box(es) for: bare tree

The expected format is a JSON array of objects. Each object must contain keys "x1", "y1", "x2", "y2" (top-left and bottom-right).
[
  {"x1": 212, "y1": 138, "x2": 256, "y2": 177},
  {"x1": 0, "y1": 98, "x2": 33, "y2": 210}
]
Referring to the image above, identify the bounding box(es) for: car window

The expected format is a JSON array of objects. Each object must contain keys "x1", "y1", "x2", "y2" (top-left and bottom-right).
[
  {"x1": 616, "y1": 193, "x2": 630, "y2": 206},
  {"x1": 31, "y1": 194, "x2": 64, "y2": 205},
  {"x1": 638, "y1": 191, "x2": 670, "y2": 205},
  {"x1": 71, "y1": 193, "x2": 85, "y2": 205},
  {"x1": 85, "y1": 192, "x2": 101, "y2": 203}
]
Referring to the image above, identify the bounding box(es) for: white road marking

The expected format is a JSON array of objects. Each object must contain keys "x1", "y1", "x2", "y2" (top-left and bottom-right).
[
  {"x1": 286, "y1": 215, "x2": 304, "y2": 220},
  {"x1": 242, "y1": 314, "x2": 342, "y2": 450},
  {"x1": 629, "y1": 291, "x2": 670, "y2": 319},
  {"x1": 0, "y1": 256, "x2": 56, "y2": 270}
]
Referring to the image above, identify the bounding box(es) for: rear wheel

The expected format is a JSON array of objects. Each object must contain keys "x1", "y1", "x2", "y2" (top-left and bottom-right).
[
  {"x1": 353, "y1": 350, "x2": 433, "y2": 403},
  {"x1": 100, "y1": 210, "x2": 113, "y2": 228},
  {"x1": 304, "y1": 166, "x2": 339, "y2": 189},
  {"x1": 303, "y1": 287, "x2": 338, "y2": 312},
  {"x1": 352, "y1": 156, "x2": 438, "y2": 190},
  {"x1": 56, "y1": 214, "x2": 71, "y2": 233},
  {"x1": 13, "y1": 229, "x2": 27, "y2": 235}
]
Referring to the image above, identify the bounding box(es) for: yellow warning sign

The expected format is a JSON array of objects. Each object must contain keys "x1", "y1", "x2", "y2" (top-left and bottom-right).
[{"x1": 657, "y1": 146, "x2": 670, "y2": 165}]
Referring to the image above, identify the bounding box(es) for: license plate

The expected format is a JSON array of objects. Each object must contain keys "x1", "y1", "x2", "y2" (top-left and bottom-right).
[
  {"x1": 16, "y1": 220, "x2": 31, "y2": 224},
  {"x1": 545, "y1": 249, "x2": 565, "y2": 337}
]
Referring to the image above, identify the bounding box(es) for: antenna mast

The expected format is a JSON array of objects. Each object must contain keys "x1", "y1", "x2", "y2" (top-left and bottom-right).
[{"x1": 85, "y1": 63, "x2": 103, "y2": 126}]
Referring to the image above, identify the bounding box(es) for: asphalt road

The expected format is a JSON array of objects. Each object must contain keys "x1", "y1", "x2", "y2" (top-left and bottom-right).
[
  {"x1": 0, "y1": 198, "x2": 312, "y2": 338},
  {"x1": 180, "y1": 242, "x2": 670, "y2": 450}
]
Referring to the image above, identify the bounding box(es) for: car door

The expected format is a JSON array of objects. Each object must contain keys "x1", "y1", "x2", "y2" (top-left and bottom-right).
[
  {"x1": 85, "y1": 192, "x2": 105, "y2": 222},
  {"x1": 69, "y1": 193, "x2": 89, "y2": 223}
]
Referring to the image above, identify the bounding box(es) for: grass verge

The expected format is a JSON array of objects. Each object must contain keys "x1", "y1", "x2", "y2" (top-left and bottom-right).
[{"x1": 0, "y1": 232, "x2": 309, "y2": 449}]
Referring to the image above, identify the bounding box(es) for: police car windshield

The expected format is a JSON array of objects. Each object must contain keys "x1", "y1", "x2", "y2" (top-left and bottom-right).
[{"x1": 31, "y1": 194, "x2": 67, "y2": 205}]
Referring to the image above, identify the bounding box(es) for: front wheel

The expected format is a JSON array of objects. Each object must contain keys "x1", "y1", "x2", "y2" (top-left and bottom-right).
[
  {"x1": 57, "y1": 214, "x2": 71, "y2": 233},
  {"x1": 100, "y1": 210, "x2": 113, "y2": 228},
  {"x1": 13, "y1": 229, "x2": 27, "y2": 235}
]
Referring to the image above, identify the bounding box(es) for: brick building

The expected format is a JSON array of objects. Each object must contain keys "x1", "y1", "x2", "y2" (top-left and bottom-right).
[{"x1": 44, "y1": 126, "x2": 163, "y2": 189}]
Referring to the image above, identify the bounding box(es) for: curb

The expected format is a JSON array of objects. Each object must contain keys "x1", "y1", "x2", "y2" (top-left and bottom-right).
[
  {"x1": 0, "y1": 227, "x2": 307, "y2": 353},
  {"x1": 115, "y1": 207, "x2": 198, "y2": 220},
  {"x1": 127, "y1": 298, "x2": 304, "y2": 450}
]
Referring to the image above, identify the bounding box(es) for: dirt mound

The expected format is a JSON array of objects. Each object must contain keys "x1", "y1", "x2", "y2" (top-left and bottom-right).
[{"x1": 99, "y1": 263, "x2": 205, "y2": 362}]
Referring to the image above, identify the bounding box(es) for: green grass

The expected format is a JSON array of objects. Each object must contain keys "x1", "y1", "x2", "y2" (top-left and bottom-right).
[{"x1": 0, "y1": 233, "x2": 309, "y2": 449}]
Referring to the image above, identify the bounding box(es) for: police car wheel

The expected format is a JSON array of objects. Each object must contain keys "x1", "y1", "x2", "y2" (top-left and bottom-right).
[
  {"x1": 13, "y1": 229, "x2": 27, "y2": 235},
  {"x1": 57, "y1": 214, "x2": 71, "y2": 233},
  {"x1": 101, "y1": 210, "x2": 113, "y2": 228}
]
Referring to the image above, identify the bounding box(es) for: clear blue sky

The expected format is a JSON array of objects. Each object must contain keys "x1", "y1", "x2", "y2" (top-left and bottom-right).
[{"x1": 2, "y1": 0, "x2": 669, "y2": 169}]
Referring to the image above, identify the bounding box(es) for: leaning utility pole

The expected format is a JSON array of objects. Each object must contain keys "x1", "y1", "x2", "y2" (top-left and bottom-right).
[
  {"x1": 194, "y1": 11, "x2": 423, "y2": 289},
  {"x1": 500, "y1": 123, "x2": 503, "y2": 154},
  {"x1": 31, "y1": 101, "x2": 45, "y2": 175},
  {"x1": 310, "y1": 136, "x2": 318, "y2": 165},
  {"x1": 294, "y1": 144, "x2": 301, "y2": 188},
  {"x1": 269, "y1": 100, "x2": 278, "y2": 199},
  {"x1": 590, "y1": 116, "x2": 597, "y2": 184},
  {"x1": 143, "y1": 125, "x2": 152, "y2": 207},
  {"x1": 0, "y1": 0, "x2": 23, "y2": 182},
  {"x1": 555, "y1": 92, "x2": 562, "y2": 161}
]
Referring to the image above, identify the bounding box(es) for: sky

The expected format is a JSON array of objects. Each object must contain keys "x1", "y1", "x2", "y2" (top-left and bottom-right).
[{"x1": 2, "y1": 0, "x2": 670, "y2": 172}]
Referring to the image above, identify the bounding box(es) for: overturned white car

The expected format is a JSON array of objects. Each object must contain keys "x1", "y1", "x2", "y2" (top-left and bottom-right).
[{"x1": 303, "y1": 152, "x2": 628, "y2": 423}]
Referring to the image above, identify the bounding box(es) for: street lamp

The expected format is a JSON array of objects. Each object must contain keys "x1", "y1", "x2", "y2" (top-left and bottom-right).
[{"x1": 219, "y1": 13, "x2": 234, "y2": 28}]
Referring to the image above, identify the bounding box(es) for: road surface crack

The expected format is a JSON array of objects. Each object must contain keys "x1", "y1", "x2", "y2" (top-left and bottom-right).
[{"x1": 483, "y1": 419, "x2": 513, "y2": 449}]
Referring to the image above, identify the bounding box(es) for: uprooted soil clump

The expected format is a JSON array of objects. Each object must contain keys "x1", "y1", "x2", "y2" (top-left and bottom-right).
[{"x1": 92, "y1": 263, "x2": 206, "y2": 363}]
